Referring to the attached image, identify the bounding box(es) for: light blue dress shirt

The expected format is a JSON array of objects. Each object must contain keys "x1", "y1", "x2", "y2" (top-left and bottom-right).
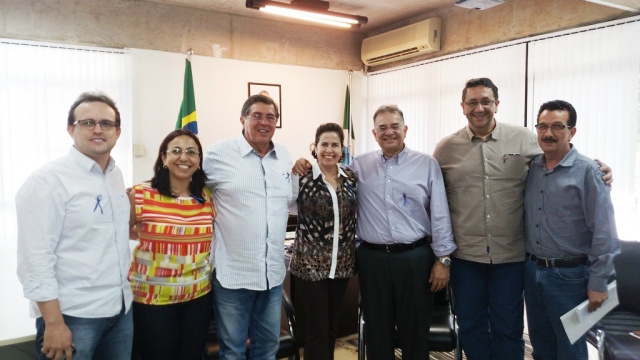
[{"x1": 351, "y1": 146, "x2": 456, "y2": 257}]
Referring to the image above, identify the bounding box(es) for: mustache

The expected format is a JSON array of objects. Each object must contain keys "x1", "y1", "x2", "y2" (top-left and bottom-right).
[{"x1": 541, "y1": 137, "x2": 557, "y2": 142}]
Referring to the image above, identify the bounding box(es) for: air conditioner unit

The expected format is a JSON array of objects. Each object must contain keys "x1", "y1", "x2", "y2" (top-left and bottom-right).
[{"x1": 361, "y1": 18, "x2": 441, "y2": 66}]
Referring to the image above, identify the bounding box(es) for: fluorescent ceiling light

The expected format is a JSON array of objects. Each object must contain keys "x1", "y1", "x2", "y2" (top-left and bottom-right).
[
  {"x1": 246, "y1": 0, "x2": 368, "y2": 28},
  {"x1": 584, "y1": 0, "x2": 639, "y2": 12}
]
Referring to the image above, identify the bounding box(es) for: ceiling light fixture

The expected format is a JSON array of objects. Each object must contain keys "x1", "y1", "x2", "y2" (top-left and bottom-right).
[
  {"x1": 454, "y1": 0, "x2": 505, "y2": 10},
  {"x1": 246, "y1": 0, "x2": 368, "y2": 28}
]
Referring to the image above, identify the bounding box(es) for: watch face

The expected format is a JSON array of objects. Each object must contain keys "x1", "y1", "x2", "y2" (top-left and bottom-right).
[{"x1": 440, "y1": 257, "x2": 451, "y2": 266}]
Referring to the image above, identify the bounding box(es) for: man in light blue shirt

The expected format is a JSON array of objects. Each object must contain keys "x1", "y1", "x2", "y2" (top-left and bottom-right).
[
  {"x1": 203, "y1": 94, "x2": 293, "y2": 360},
  {"x1": 524, "y1": 100, "x2": 619, "y2": 360},
  {"x1": 354, "y1": 105, "x2": 456, "y2": 359},
  {"x1": 295, "y1": 104, "x2": 456, "y2": 359}
]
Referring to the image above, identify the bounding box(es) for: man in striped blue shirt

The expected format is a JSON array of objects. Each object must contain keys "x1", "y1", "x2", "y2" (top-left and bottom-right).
[{"x1": 203, "y1": 94, "x2": 293, "y2": 360}]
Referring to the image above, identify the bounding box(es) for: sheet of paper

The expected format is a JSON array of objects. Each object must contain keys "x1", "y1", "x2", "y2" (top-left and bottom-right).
[{"x1": 560, "y1": 281, "x2": 619, "y2": 344}]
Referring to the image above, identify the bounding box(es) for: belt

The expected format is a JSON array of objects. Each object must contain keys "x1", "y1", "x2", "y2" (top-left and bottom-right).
[
  {"x1": 361, "y1": 236, "x2": 431, "y2": 253},
  {"x1": 528, "y1": 253, "x2": 589, "y2": 268}
]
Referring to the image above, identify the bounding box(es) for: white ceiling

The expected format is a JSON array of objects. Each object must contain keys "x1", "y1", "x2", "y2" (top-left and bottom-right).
[{"x1": 143, "y1": 0, "x2": 640, "y2": 32}]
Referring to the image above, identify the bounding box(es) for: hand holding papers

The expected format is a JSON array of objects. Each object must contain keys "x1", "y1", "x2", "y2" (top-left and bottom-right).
[{"x1": 561, "y1": 281, "x2": 619, "y2": 344}]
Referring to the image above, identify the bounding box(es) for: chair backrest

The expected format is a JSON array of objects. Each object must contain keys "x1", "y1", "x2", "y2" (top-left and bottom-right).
[{"x1": 613, "y1": 240, "x2": 640, "y2": 313}]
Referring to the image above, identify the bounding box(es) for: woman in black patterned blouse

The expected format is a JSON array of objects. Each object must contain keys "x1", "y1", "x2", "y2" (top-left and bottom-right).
[{"x1": 289, "y1": 123, "x2": 358, "y2": 360}]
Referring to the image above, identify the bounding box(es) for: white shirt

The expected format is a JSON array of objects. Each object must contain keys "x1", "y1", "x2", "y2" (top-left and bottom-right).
[
  {"x1": 289, "y1": 163, "x2": 347, "y2": 278},
  {"x1": 203, "y1": 134, "x2": 293, "y2": 291},
  {"x1": 16, "y1": 147, "x2": 133, "y2": 318}
]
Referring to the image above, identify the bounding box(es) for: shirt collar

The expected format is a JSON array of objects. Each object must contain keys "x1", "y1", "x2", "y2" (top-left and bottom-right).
[
  {"x1": 378, "y1": 145, "x2": 409, "y2": 165},
  {"x1": 534, "y1": 144, "x2": 577, "y2": 170},
  {"x1": 465, "y1": 120, "x2": 502, "y2": 141},
  {"x1": 237, "y1": 132, "x2": 276, "y2": 158},
  {"x1": 69, "y1": 146, "x2": 115, "y2": 173},
  {"x1": 311, "y1": 162, "x2": 347, "y2": 180}
]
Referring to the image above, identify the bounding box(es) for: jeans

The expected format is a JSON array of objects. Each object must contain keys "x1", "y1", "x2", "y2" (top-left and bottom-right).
[
  {"x1": 524, "y1": 260, "x2": 589, "y2": 360},
  {"x1": 35, "y1": 302, "x2": 133, "y2": 360},
  {"x1": 212, "y1": 276, "x2": 283, "y2": 360},
  {"x1": 132, "y1": 291, "x2": 213, "y2": 360},
  {"x1": 450, "y1": 257, "x2": 525, "y2": 360}
]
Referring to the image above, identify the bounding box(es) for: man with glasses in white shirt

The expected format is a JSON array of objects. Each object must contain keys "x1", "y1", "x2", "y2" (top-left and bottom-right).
[
  {"x1": 17, "y1": 92, "x2": 133, "y2": 360},
  {"x1": 203, "y1": 94, "x2": 293, "y2": 360}
]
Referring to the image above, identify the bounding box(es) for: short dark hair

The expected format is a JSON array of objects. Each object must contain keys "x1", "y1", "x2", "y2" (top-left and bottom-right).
[
  {"x1": 150, "y1": 129, "x2": 207, "y2": 199},
  {"x1": 462, "y1": 78, "x2": 499, "y2": 102},
  {"x1": 311, "y1": 123, "x2": 345, "y2": 163},
  {"x1": 372, "y1": 105, "x2": 404, "y2": 124},
  {"x1": 240, "y1": 94, "x2": 280, "y2": 120},
  {"x1": 537, "y1": 100, "x2": 577, "y2": 127},
  {"x1": 67, "y1": 92, "x2": 121, "y2": 127}
]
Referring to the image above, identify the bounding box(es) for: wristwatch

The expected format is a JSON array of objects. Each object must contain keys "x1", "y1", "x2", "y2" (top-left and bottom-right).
[{"x1": 437, "y1": 256, "x2": 451, "y2": 266}]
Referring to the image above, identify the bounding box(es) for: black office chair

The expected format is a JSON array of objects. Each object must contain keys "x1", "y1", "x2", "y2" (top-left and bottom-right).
[
  {"x1": 203, "y1": 290, "x2": 300, "y2": 360},
  {"x1": 587, "y1": 240, "x2": 640, "y2": 360},
  {"x1": 357, "y1": 285, "x2": 461, "y2": 360}
]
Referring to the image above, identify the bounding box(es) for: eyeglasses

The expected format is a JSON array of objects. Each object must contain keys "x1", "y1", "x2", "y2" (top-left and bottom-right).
[
  {"x1": 464, "y1": 99, "x2": 495, "y2": 107},
  {"x1": 534, "y1": 124, "x2": 573, "y2": 133},
  {"x1": 166, "y1": 148, "x2": 200, "y2": 157},
  {"x1": 73, "y1": 119, "x2": 118, "y2": 131},
  {"x1": 376, "y1": 123, "x2": 403, "y2": 132},
  {"x1": 247, "y1": 112, "x2": 278, "y2": 124}
]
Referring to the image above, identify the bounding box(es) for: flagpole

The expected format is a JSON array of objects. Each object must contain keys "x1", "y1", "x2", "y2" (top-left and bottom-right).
[{"x1": 347, "y1": 70, "x2": 353, "y2": 160}]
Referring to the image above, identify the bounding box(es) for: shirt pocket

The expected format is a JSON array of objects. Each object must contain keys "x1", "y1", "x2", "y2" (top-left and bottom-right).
[
  {"x1": 545, "y1": 189, "x2": 579, "y2": 218},
  {"x1": 393, "y1": 189, "x2": 421, "y2": 211}
]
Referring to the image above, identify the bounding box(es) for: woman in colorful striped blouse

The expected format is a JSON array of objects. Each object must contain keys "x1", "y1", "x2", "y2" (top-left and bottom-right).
[
  {"x1": 289, "y1": 123, "x2": 358, "y2": 360},
  {"x1": 129, "y1": 129, "x2": 215, "y2": 360}
]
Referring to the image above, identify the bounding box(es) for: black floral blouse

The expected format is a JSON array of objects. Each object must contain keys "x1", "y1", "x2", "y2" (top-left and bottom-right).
[{"x1": 289, "y1": 165, "x2": 358, "y2": 281}]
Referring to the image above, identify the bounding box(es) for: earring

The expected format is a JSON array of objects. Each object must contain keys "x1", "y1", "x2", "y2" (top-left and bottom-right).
[{"x1": 163, "y1": 165, "x2": 167, "y2": 169}]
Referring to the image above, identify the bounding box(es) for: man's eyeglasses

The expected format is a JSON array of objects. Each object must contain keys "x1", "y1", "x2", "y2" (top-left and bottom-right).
[
  {"x1": 166, "y1": 148, "x2": 200, "y2": 157},
  {"x1": 73, "y1": 119, "x2": 118, "y2": 131},
  {"x1": 464, "y1": 99, "x2": 495, "y2": 107},
  {"x1": 534, "y1": 124, "x2": 573, "y2": 133},
  {"x1": 247, "y1": 112, "x2": 277, "y2": 124},
  {"x1": 376, "y1": 124, "x2": 403, "y2": 132}
]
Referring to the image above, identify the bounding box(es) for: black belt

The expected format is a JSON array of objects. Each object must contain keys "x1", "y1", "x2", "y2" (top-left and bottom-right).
[
  {"x1": 528, "y1": 253, "x2": 589, "y2": 268},
  {"x1": 361, "y1": 236, "x2": 431, "y2": 253}
]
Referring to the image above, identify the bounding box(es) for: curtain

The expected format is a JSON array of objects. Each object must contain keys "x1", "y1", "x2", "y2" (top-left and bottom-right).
[
  {"x1": 527, "y1": 20, "x2": 640, "y2": 241},
  {"x1": 0, "y1": 39, "x2": 132, "y2": 341},
  {"x1": 365, "y1": 17, "x2": 640, "y2": 241},
  {"x1": 366, "y1": 44, "x2": 527, "y2": 155}
]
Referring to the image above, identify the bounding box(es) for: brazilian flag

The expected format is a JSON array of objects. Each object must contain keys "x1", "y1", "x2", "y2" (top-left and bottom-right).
[{"x1": 175, "y1": 59, "x2": 198, "y2": 135}]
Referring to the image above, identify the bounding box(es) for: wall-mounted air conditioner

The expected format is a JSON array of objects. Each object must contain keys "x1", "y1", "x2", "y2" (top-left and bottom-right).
[{"x1": 361, "y1": 17, "x2": 441, "y2": 66}]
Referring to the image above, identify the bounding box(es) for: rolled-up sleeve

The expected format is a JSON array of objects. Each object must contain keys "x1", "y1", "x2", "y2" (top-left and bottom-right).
[{"x1": 16, "y1": 172, "x2": 65, "y2": 302}]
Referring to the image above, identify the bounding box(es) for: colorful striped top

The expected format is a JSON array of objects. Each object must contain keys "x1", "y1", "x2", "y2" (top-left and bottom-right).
[{"x1": 130, "y1": 183, "x2": 216, "y2": 305}]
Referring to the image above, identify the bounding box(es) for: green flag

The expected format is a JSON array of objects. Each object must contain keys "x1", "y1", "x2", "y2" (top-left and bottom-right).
[{"x1": 175, "y1": 59, "x2": 198, "y2": 134}]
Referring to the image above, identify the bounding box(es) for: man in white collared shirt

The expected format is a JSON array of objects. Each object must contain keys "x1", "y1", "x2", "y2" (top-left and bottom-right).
[
  {"x1": 203, "y1": 94, "x2": 293, "y2": 360},
  {"x1": 16, "y1": 92, "x2": 133, "y2": 360}
]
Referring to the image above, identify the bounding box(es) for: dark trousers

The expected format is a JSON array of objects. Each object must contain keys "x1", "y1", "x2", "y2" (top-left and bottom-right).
[
  {"x1": 132, "y1": 291, "x2": 214, "y2": 360},
  {"x1": 450, "y1": 257, "x2": 525, "y2": 360},
  {"x1": 294, "y1": 276, "x2": 350, "y2": 360},
  {"x1": 356, "y1": 243, "x2": 435, "y2": 360}
]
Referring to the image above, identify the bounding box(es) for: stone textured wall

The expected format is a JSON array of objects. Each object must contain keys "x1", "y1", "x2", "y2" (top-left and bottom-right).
[
  {"x1": 0, "y1": 0, "x2": 365, "y2": 70},
  {"x1": 0, "y1": 0, "x2": 635, "y2": 71},
  {"x1": 368, "y1": 0, "x2": 632, "y2": 71}
]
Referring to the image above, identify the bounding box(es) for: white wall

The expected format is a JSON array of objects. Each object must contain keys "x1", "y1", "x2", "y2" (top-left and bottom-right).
[{"x1": 130, "y1": 48, "x2": 365, "y2": 184}]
